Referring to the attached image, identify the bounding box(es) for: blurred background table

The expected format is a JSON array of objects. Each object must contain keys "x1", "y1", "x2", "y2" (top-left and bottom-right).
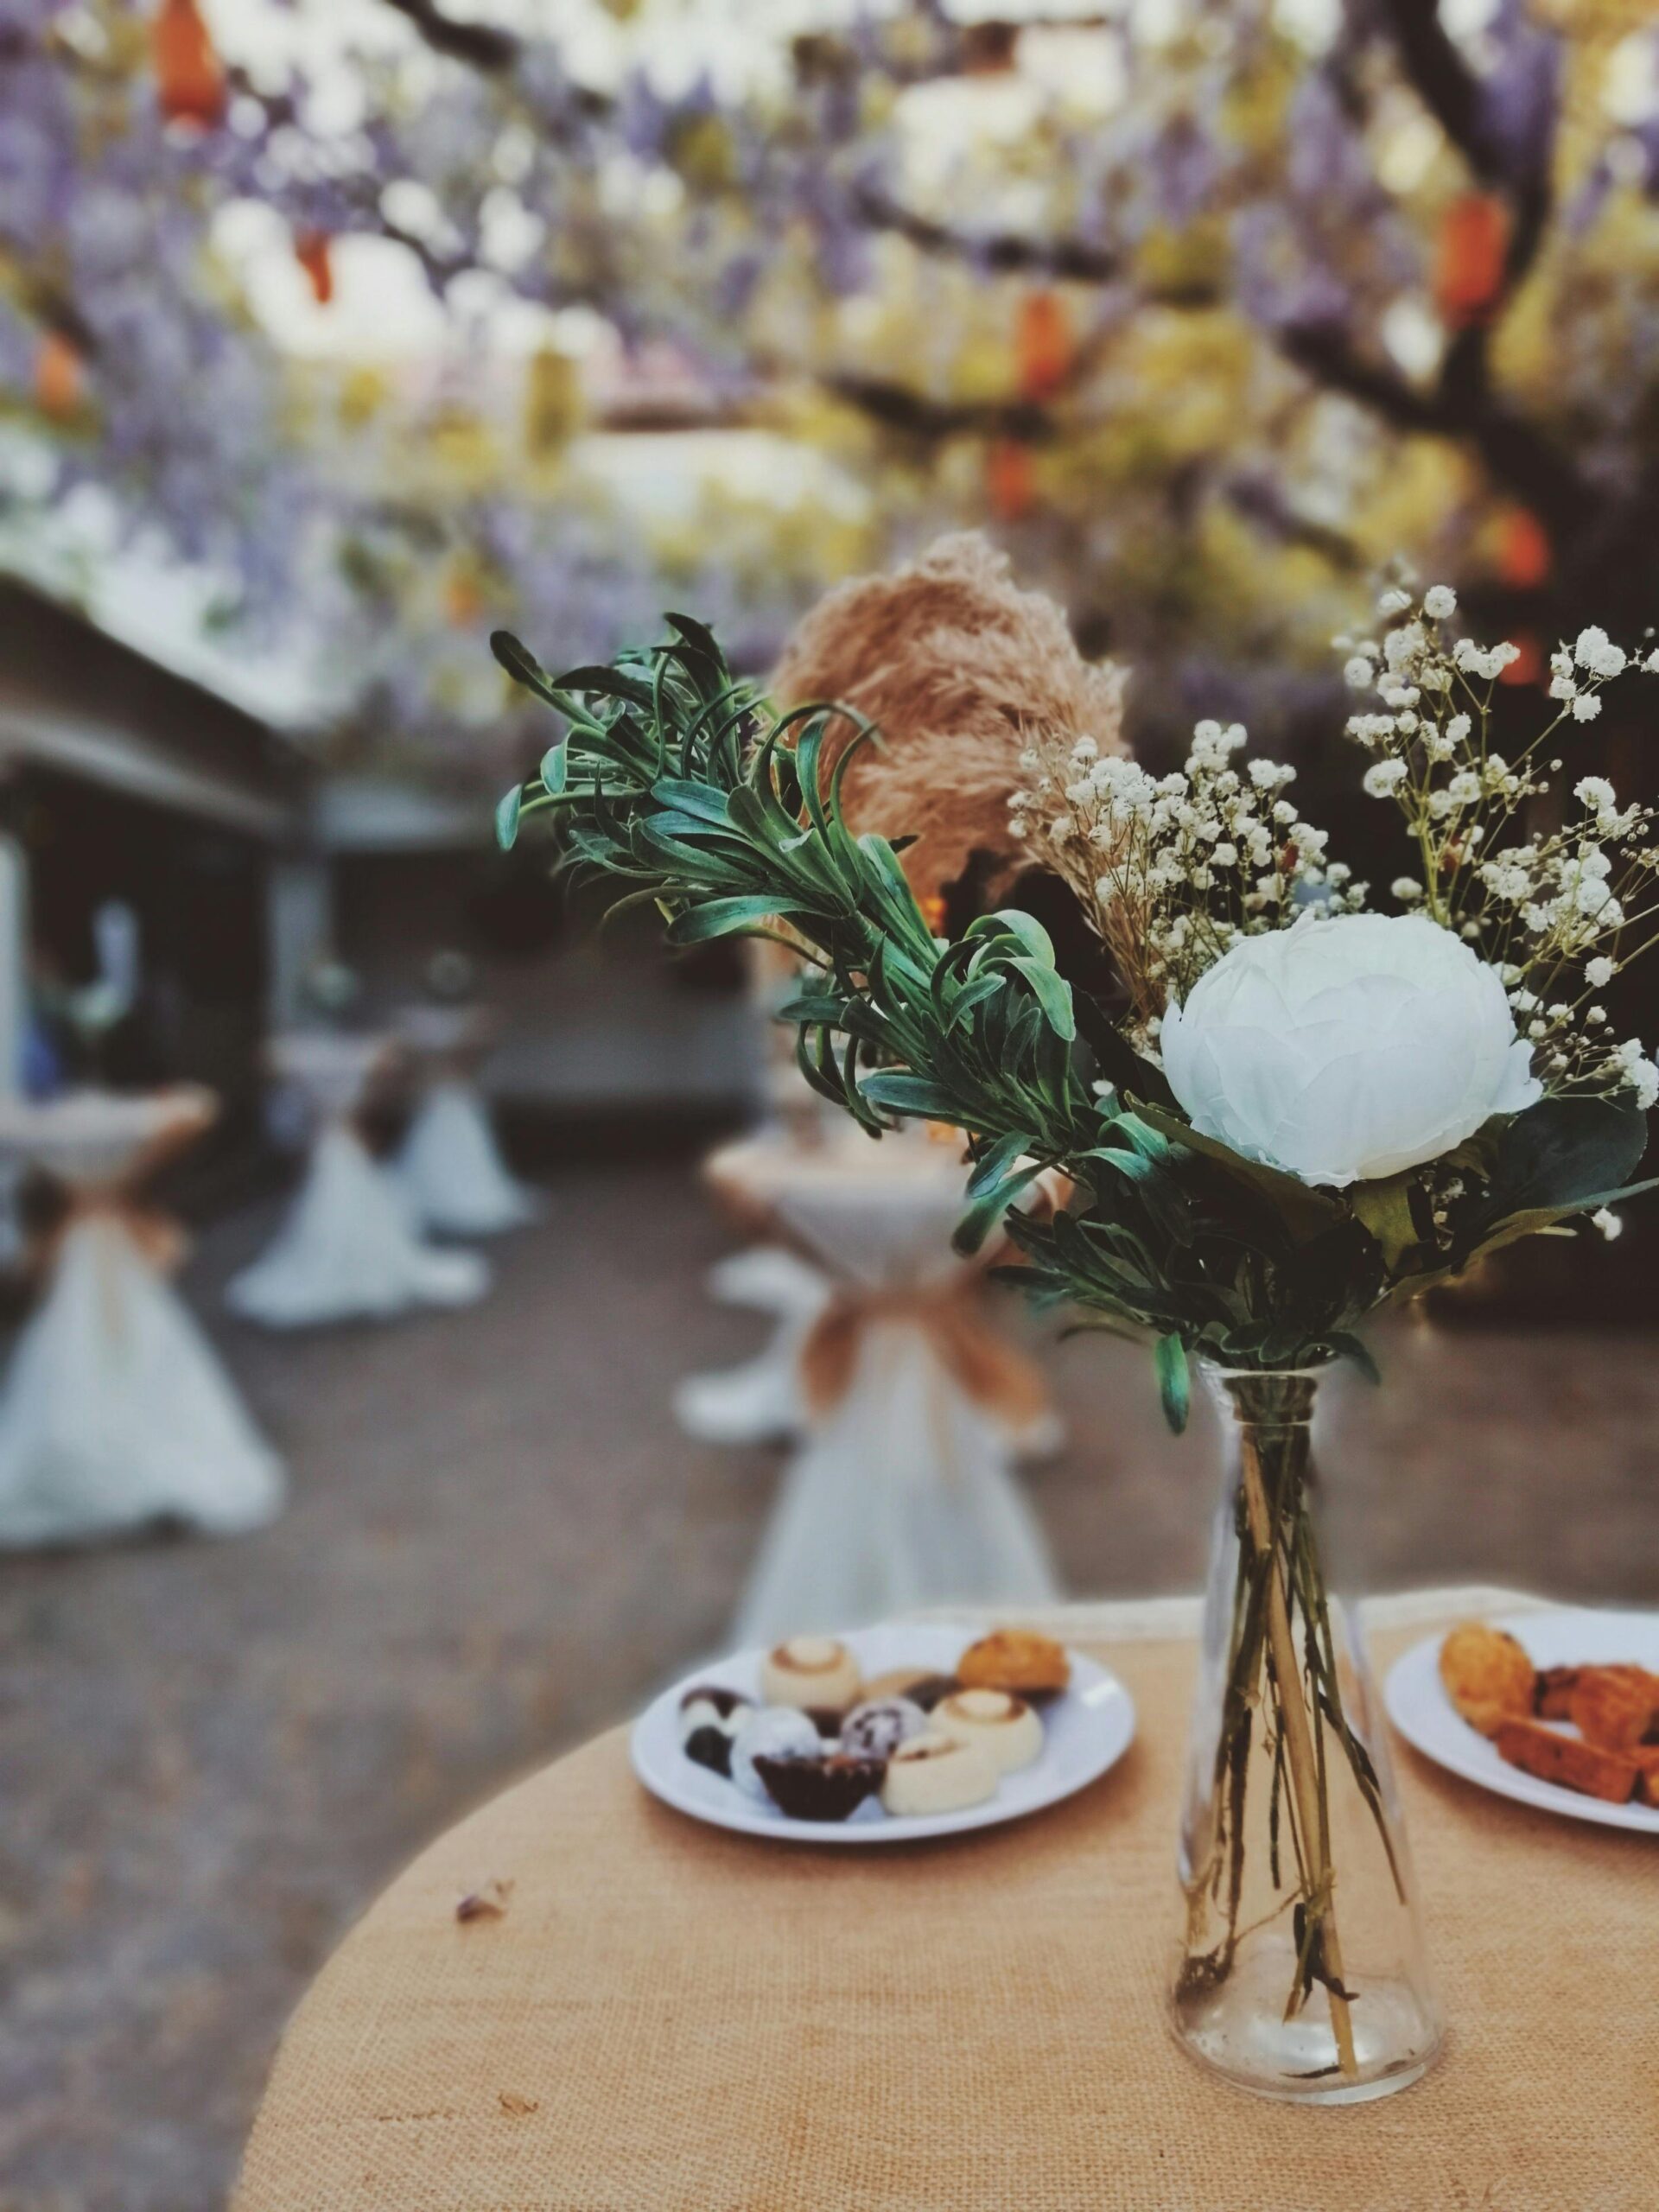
[
  {"x1": 701, "y1": 1126, "x2": 1061, "y2": 1643},
  {"x1": 392, "y1": 1001, "x2": 541, "y2": 1238},
  {"x1": 231, "y1": 1588, "x2": 1654, "y2": 2212},
  {"x1": 0, "y1": 1087, "x2": 283, "y2": 1546},
  {"x1": 227, "y1": 1033, "x2": 489, "y2": 1329}
]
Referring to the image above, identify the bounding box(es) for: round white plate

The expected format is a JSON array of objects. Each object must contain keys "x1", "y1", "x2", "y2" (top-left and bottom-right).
[
  {"x1": 1385, "y1": 1608, "x2": 1659, "y2": 1836},
  {"x1": 632, "y1": 1622, "x2": 1135, "y2": 1845}
]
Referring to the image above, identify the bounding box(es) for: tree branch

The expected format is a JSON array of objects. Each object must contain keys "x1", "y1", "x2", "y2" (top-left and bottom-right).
[{"x1": 380, "y1": 0, "x2": 518, "y2": 73}]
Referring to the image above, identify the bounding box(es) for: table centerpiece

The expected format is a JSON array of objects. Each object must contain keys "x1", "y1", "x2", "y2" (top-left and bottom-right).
[{"x1": 490, "y1": 587, "x2": 1657, "y2": 2102}]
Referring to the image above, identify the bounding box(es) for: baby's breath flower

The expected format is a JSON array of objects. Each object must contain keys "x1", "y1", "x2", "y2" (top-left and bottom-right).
[
  {"x1": 1363, "y1": 760, "x2": 1408, "y2": 798},
  {"x1": 1391, "y1": 877, "x2": 1424, "y2": 904},
  {"x1": 1592, "y1": 1208, "x2": 1623, "y2": 1241},
  {"x1": 1586, "y1": 957, "x2": 1616, "y2": 988},
  {"x1": 1423, "y1": 585, "x2": 1457, "y2": 620},
  {"x1": 1572, "y1": 694, "x2": 1603, "y2": 722}
]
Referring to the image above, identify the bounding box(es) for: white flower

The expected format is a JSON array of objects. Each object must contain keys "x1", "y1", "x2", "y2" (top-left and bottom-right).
[
  {"x1": 1391, "y1": 877, "x2": 1424, "y2": 903},
  {"x1": 1376, "y1": 587, "x2": 1413, "y2": 618},
  {"x1": 1572, "y1": 694, "x2": 1603, "y2": 722},
  {"x1": 1592, "y1": 1208, "x2": 1623, "y2": 1241},
  {"x1": 1363, "y1": 760, "x2": 1408, "y2": 798},
  {"x1": 1574, "y1": 776, "x2": 1615, "y2": 811},
  {"x1": 1586, "y1": 956, "x2": 1616, "y2": 988},
  {"x1": 1159, "y1": 913, "x2": 1541, "y2": 1187},
  {"x1": 1423, "y1": 585, "x2": 1457, "y2": 620},
  {"x1": 1344, "y1": 657, "x2": 1376, "y2": 690},
  {"x1": 1574, "y1": 626, "x2": 1627, "y2": 679}
]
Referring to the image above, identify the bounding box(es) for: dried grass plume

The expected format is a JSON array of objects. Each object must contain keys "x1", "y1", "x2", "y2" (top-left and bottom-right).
[{"x1": 770, "y1": 532, "x2": 1129, "y2": 903}]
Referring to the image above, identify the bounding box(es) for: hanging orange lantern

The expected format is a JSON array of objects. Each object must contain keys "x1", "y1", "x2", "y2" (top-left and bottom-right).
[
  {"x1": 152, "y1": 0, "x2": 225, "y2": 130},
  {"x1": 1433, "y1": 194, "x2": 1508, "y2": 327},
  {"x1": 986, "y1": 438, "x2": 1035, "y2": 521},
  {"x1": 35, "y1": 330, "x2": 85, "y2": 420},
  {"x1": 294, "y1": 231, "x2": 334, "y2": 305},
  {"x1": 1015, "y1": 289, "x2": 1071, "y2": 404},
  {"x1": 1497, "y1": 507, "x2": 1550, "y2": 588}
]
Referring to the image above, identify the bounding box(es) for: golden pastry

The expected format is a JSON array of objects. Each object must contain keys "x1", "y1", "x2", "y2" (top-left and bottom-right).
[
  {"x1": 931, "y1": 1688, "x2": 1044, "y2": 1775},
  {"x1": 760, "y1": 1635, "x2": 861, "y2": 1716},
  {"x1": 880, "y1": 1730, "x2": 998, "y2": 1816},
  {"x1": 1438, "y1": 1622, "x2": 1535, "y2": 1738},
  {"x1": 957, "y1": 1628, "x2": 1070, "y2": 1702}
]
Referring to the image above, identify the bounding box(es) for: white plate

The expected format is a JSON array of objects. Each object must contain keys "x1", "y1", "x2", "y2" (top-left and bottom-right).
[
  {"x1": 632, "y1": 1622, "x2": 1135, "y2": 1846},
  {"x1": 1385, "y1": 1608, "x2": 1659, "y2": 1836}
]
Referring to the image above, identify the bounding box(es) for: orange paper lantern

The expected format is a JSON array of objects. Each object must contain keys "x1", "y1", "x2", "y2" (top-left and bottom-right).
[
  {"x1": 986, "y1": 438, "x2": 1035, "y2": 521},
  {"x1": 295, "y1": 232, "x2": 334, "y2": 305},
  {"x1": 1497, "y1": 508, "x2": 1551, "y2": 589},
  {"x1": 152, "y1": 0, "x2": 225, "y2": 130},
  {"x1": 1016, "y1": 290, "x2": 1071, "y2": 403},
  {"x1": 1434, "y1": 194, "x2": 1508, "y2": 327},
  {"x1": 35, "y1": 330, "x2": 84, "y2": 420}
]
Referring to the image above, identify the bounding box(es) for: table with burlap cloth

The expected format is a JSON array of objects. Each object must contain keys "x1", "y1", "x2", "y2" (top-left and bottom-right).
[{"x1": 233, "y1": 1590, "x2": 1656, "y2": 2212}]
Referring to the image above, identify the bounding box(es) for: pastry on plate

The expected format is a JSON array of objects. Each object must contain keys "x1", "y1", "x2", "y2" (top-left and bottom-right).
[
  {"x1": 931, "y1": 1687, "x2": 1044, "y2": 1775},
  {"x1": 729, "y1": 1707, "x2": 822, "y2": 1802},
  {"x1": 957, "y1": 1629, "x2": 1070, "y2": 1703},
  {"x1": 840, "y1": 1697, "x2": 929, "y2": 1761},
  {"x1": 752, "y1": 1752, "x2": 884, "y2": 1822},
  {"x1": 1493, "y1": 1718, "x2": 1640, "y2": 1805},
  {"x1": 861, "y1": 1666, "x2": 957, "y2": 1712},
  {"x1": 677, "y1": 1685, "x2": 755, "y2": 1778},
  {"x1": 880, "y1": 1730, "x2": 998, "y2": 1816},
  {"x1": 1566, "y1": 1667, "x2": 1659, "y2": 1753},
  {"x1": 1438, "y1": 1622, "x2": 1535, "y2": 1738},
  {"x1": 760, "y1": 1636, "x2": 861, "y2": 1718}
]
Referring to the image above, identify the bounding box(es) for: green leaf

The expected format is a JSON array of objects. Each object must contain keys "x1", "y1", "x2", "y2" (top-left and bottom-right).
[
  {"x1": 968, "y1": 1131, "x2": 1037, "y2": 1198},
  {"x1": 664, "y1": 895, "x2": 798, "y2": 945},
  {"x1": 1348, "y1": 1173, "x2": 1427, "y2": 1274},
  {"x1": 1010, "y1": 957, "x2": 1077, "y2": 1042},
  {"x1": 857, "y1": 1071, "x2": 963, "y2": 1119},
  {"x1": 555, "y1": 662, "x2": 658, "y2": 710},
  {"x1": 494, "y1": 783, "x2": 522, "y2": 852},
  {"x1": 969, "y1": 908, "x2": 1055, "y2": 964},
  {"x1": 1128, "y1": 1099, "x2": 1344, "y2": 1244},
  {"x1": 1481, "y1": 1095, "x2": 1649, "y2": 1224},
  {"x1": 539, "y1": 743, "x2": 568, "y2": 798},
  {"x1": 951, "y1": 1161, "x2": 1045, "y2": 1257},
  {"x1": 1154, "y1": 1332, "x2": 1190, "y2": 1434}
]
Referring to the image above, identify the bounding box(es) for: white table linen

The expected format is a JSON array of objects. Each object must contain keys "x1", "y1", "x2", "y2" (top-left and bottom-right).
[{"x1": 0, "y1": 1088, "x2": 283, "y2": 1547}]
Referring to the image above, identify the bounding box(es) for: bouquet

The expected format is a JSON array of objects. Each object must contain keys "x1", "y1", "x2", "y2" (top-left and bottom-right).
[{"x1": 491, "y1": 582, "x2": 1656, "y2": 2097}]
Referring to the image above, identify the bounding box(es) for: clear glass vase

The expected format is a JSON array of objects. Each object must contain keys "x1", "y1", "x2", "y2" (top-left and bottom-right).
[{"x1": 1169, "y1": 1366, "x2": 1443, "y2": 2104}]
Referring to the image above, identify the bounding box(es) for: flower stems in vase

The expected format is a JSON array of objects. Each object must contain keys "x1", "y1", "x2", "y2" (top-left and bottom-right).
[{"x1": 1173, "y1": 1369, "x2": 1437, "y2": 2102}]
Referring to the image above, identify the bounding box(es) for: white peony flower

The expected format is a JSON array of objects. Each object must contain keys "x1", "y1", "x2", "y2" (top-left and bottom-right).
[{"x1": 1159, "y1": 913, "x2": 1541, "y2": 1188}]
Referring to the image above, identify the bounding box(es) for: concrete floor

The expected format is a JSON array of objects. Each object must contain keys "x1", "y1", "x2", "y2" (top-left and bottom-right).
[{"x1": 0, "y1": 1161, "x2": 1655, "y2": 2212}]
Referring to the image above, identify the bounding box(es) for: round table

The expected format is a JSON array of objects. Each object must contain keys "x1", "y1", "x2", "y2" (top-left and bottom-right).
[
  {"x1": 227, "y1": 1033, "x2": 489, "y2": 1328},
  {"x1": 693, "y1": 1128, "x2": 1061, "y2": 1644},
  {"x1": 0, "y1": 1086, "x2": 283, "y2": 1545},
  {"x1": 231, "y1": 1591, "x2": 1654, "y2": 2212},
  {"x1": 391, "y1": 1003, "x2": 541, "y2": 1238}
]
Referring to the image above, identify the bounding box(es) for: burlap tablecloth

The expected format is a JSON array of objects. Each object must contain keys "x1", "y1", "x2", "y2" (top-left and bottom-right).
[{"x1": 233, "y1": 1592, "x2": 1656, "y2": 2212}]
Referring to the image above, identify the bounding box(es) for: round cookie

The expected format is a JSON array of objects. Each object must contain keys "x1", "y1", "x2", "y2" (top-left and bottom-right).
[
  {"x1": 931, "y1": 1688, "x2": 1044, "y2": 1775},
  {"x1": 880, "y1": 1730, "x2": 998, "y2": 1817},
  {"x1": 752, "y1": 1753, "x2": 884, "y2": 1822},
  {"x1": 760, "y1": 1636, "x2": 861, "y2": 1716}
]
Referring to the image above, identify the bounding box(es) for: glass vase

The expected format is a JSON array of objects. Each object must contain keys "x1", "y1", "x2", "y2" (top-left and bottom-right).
[{"x1": 1169, "y1": 1366, "x2": 1443, "y2": 2103}]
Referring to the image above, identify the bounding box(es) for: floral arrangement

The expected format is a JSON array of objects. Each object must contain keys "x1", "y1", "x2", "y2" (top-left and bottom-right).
[
  {"x1": 493, "y1": 585, "x2": 1656, "y2": 1432},
  {"x1": 492, "y1": 586, "x2": 1656, "y2": 2096}
]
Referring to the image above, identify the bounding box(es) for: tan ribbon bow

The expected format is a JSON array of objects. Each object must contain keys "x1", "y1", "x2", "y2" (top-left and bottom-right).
[{"x1": 798, "y1": 1274, "x2": 1050, "y2": 1427}]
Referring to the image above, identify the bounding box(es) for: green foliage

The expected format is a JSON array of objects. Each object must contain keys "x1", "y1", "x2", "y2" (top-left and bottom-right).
[{"x1": 493, "y1": 620, "x2": 1654, "y2": 1429}]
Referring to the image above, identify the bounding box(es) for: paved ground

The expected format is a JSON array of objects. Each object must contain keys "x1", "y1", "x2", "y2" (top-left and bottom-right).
[{"x1": 0, "y1": 1161, "x2": 1655, "y2": 2212}]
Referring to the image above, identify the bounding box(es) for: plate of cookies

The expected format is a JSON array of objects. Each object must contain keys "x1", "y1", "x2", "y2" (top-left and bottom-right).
[
  {"x1": 1384, "y1": 1611, "x2": 1659, "y2": 1834},
  {"x1": 631, "y1": 1623, "x2": 1135, "y2": 1843}
]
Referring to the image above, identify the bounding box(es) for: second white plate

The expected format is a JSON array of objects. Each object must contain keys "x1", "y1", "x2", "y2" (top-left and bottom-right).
[
  {"x1": 1384, "y1": 1607, "x2": 1659, "y2": 1836},
  {"x1": 632, "y1": 1622, "x2": 1135, "y2": 1845}
]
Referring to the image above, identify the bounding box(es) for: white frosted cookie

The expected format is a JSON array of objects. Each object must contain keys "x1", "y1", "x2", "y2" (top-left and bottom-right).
[
  {"x1": 880, "y1": 1730, "x2": 998, "y2": 1816},
  {"x1": 931, "y1": 1688, "x2": 1044, "y2": 1775},
  {"x1": 760, "y1": 1636, "x2": 861, "y2": 1717}
]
